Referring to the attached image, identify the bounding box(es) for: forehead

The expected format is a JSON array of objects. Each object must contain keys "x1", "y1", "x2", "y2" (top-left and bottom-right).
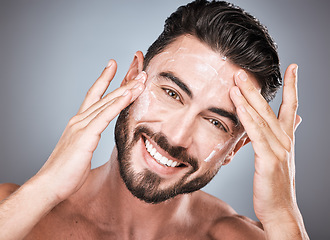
[
  {"x1": 145, "y1": 35, "x2": 245, "y2": 111},
  {"x1": 147, "y1": 35, "x2": 240, "y2": 84},
  {"x1": 146, "y1": 35, "x2": 261, "y2": 98}
]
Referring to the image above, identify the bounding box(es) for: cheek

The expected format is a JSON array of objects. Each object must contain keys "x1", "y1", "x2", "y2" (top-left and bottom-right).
[
  {"x1": 203, "y1": 141, "x2": 232, "y2": 166},
  {"x1": 201, "y1": 131, "x2": 245, "y2": 165},
  {"x1": 131, "y1": 85, "x2": 175, "y2": 123},
  {"x1": 183, "y1": 142, "x2": 230, "y2": 183},
  {"x1": 197, "y1": 139, "x2": 232, "y2": 164},
  {"x1": 131, "y1": 87, "x2": 153, "y2": 122}
]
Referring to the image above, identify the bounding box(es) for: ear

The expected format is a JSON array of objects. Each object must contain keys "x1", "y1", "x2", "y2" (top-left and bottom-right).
[
  {"x1": 121, "y1": 51, "x2": 145, "y2": 86},
  {"x1": 222, "y1": 134, "x2": 251, "y2": 165}
]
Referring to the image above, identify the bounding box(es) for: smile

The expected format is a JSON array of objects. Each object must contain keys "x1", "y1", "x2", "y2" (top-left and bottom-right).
[{"x1": 145, "y1": 139, "x2": 182, "y2": 168}]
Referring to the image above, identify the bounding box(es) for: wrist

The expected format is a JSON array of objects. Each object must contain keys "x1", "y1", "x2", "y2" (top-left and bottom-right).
[
  {"x1": 262, "y1": 208, "x2": 309, "y2": 240},
  {"x1": 0, "y1": 175, "x2": 61, "y2": 240},
  {"x1": 26, "y1": 174, "x2": 63, "y2": 208}
]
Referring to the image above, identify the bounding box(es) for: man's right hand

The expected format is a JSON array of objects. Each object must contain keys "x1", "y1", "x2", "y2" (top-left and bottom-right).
[
  {"x1": 35, "y1": 59, "x2": 146, "y2": 203},
  {"x1": 0, "y1": 59, "x2": 146, "y2": 240}
]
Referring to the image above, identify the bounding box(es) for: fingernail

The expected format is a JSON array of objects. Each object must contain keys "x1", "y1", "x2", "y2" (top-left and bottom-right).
[
  {"x1": 293, "y1": 65, "x2": 298, "y2": 77},
  {"x1": 135, "y1": 71, "x2": 146, "y2": 84},
  {"x1": 132, "y1": 83, "x2": 143, "y2": 91},
  {"x1": 235, "y1": 87, "x2": 242, "y2": 96},
  {"x1": 239, "y1": 105, "x2": 246, "y2": 113},
  {"x1": 122, "y1": 90, "x2": 129, "y2": 96},
  {"x1": 106, "y1": 60, "x2": 113, "y2": 68},
  {"x1": 237, "y1": 71, "x2": 247, "y2": 82}
]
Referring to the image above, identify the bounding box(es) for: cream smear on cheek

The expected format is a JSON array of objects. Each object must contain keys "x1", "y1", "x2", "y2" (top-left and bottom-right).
[
  {"x1": 204, "y1": 141, "x2": 230, "y2": 163},
  {"x1": 131, "y1": 79, "x2": 160, "y2": 122},
  {"x1": 204, "y1": 131, "x2": 245, "y2": 163},
  {"x1": 132, "y1": 84, "x2": 151, "y2": 121}
]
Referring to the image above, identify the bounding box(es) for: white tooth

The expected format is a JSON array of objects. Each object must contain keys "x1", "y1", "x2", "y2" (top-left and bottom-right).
[
  {"x1": 144, "y1": 140, "x2": 177, "y2": 167},
  {"x1": 145, "y1": 140, "x2": 150, "y2": 148},
  {"x1": 150, "y1": 148, "x2": 156, "y2": 156},
  {"x1": 171, "y1": 161, "x2": 178, "y2": 167},
  {"x1": 154, "y1": 152, "x2": 162, "y2": 161},
  {"x1": 147, "y1": 144, "x2": 153, "y2": 152},
  {"x1": 166, "y1": 159, "x2": 173, "y2": 167},
  {"x1": 160, "y1": 156, "x2": 168, "y2": 165}
]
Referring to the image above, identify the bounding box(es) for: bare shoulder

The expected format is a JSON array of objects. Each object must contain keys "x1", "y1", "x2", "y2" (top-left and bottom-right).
[
  {"x1": 0, "y1": 183, "x2": 20, "y2": 201},
  {"x1": 208, "y1": 214, "x2": 265, "y2": 240},
  {"x1": 190, "y1": 190, "x2": 237, "y2": 217},
  {"x1": 190, "y1": 191, "x2": 265, "y2": 240}
]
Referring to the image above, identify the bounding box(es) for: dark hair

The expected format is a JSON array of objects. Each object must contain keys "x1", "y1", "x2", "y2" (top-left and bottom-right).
[{"x1": 144, "y1": 0, "x2": 281, "y2": 102}]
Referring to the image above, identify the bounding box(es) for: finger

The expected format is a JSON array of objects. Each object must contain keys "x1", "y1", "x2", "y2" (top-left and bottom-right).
[
  {"x1": 78, "y1": 59, "x2": 117, "y2": 114},
  {"x1": 234, "y1": 71, "x2": 287, "y2": 140},
  {"x1": 235, "y1": 105, "x2": 281, "y2": 174},
  {"x1": 85, "y1": 90, "x2": 134, "y2": 136},
  {"x1": 278, "y1": 64, "x2": 299, "y2": 139},
  {"x1": 230, "y1": 86, "x2": 292, "y2": 151},
  {"x1": 79, "y1": 80, "x2": 145, "y2": 126},
  {"x1": 232, "y1": 88, "x2": 291, "y2": 160},
  {"x1": 78, "y1": 71, "x2": 147, "y2": 120}
]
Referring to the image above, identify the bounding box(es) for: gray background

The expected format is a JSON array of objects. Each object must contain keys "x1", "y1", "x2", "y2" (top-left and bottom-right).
[{"x1": 0, "y1": 0, "x2": 329, "y2": 238}]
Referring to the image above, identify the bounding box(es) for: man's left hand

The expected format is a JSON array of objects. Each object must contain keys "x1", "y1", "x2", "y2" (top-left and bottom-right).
[{"x1": 230, "y1": 64, "x2": 308, "y2": 239}]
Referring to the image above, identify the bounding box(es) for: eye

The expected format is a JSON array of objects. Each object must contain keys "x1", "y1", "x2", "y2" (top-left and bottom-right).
[
  {"x1": 208, "y1": 118, "x2": 228, "y2": 132},
  {"x1": 164, "y1": 88, "x2": 181, "y2": 101}
]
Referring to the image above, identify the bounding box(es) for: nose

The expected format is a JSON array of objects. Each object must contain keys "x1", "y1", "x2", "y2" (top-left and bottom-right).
[{"x1": 161, "y1": 108, "x2": 196, "y2": 149}]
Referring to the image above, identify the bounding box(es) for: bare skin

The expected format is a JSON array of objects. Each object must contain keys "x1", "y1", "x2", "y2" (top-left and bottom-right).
[
  {"x1": 1, "y1": 165, "x2": 265, "y2": 240},
  {"x1": 0, "y1": 36, "x2": 309, "y2": 239}
]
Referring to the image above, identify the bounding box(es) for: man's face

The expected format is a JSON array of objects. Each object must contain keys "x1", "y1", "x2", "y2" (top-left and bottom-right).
[{"x1": 115, "y1": 35, "x2": 258, "y2": 203}]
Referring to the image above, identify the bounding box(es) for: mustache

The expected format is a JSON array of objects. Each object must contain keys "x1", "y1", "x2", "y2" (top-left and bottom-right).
[{"x1": 132, "y1": 126, "x2": 199, "y2": 173}]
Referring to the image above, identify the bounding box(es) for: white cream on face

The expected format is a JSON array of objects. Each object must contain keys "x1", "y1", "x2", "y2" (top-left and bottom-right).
[
  {"x1": 204, "y1": 141, "x2": 230, "y2": 163},
  {"x1": 148, "y1": 50, "x2": 229, "y2": 91},
  {"x1": 132, "y1": 84, "x2": 151, "y2": 121},
  {"x1": 132, "y1": 35, "x2": 249, "y2": 165},
  {"x1": 203, "y1": 130, "x2": 245, "y2": 163},
  {"x1": 204, "y1": 150, "x2": 217, "y2": 163},
  {"x1": 143, "y1": 40, "x2": 234, "y2": 115}
]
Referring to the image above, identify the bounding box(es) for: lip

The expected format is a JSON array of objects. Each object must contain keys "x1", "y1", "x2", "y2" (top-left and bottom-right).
[{"x1": 140, "y1": 135, "x2": 188, "y2": 177}]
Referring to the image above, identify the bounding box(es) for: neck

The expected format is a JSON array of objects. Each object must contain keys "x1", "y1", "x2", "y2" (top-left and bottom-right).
[{"x1": 71, "y1": 147, "x2": 191, "y2": 235}]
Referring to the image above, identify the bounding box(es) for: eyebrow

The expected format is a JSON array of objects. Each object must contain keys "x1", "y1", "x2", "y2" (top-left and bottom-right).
[
  {"x1": 159, "y1": 72, "x2": 193, "y2": 98},
  {"x1": 208, "y1": 107, "x2": 240, "y2": 128}
]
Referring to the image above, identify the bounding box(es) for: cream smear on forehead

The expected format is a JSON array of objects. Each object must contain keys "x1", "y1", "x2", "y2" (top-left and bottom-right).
[
  {"x1": 186, "y1": 53, "x2": 229, "y2": 89},
  {"x1": 155, "y1": 50, "x2": 230, "y2": 91}
]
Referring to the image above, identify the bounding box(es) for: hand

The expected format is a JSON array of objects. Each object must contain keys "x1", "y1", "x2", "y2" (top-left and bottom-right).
[
  {"x1": 35, "y1": 60, "x2": 146, "y2": 203},
  {"x1": 230, "y1": 64, "x2": 308, "y2": 238}
]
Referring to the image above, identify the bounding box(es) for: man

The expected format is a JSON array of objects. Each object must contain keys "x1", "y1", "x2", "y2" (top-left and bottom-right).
[{"x1": 0, "y1": 0, "x2": 309, "y2": 239}]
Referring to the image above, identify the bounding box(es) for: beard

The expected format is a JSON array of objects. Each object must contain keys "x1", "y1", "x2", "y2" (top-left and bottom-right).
[{"x1": 114, "y1": 105, "x2": 221, "y2": 204}]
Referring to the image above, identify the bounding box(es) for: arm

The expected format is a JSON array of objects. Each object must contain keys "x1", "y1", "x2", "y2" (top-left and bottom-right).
[
  {"x1": 230, "y1": 64, "x2": 309, "y2": 239},
  {"x1": 0, "y1": 60, "x2": 147, "y2": 240}
]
